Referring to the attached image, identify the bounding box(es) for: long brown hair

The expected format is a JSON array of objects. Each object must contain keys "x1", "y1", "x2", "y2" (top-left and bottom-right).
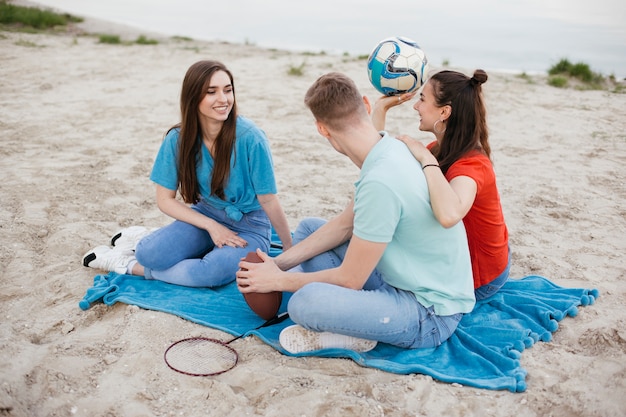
[
  {"x1": 428, "y1": 69, "x2": 490, "y2": 174},
  {"x1": 171, "y1": 60, "x2": 238, "y2": 203}
]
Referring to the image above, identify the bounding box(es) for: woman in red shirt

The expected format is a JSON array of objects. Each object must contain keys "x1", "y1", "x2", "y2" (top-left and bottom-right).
[{"x1": 372, "y1": 69, "x2": 510, "y2": 300}]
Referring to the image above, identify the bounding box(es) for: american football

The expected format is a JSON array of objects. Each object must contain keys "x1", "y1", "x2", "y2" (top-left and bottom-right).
[{"x1": 240, "y1": 251, "x2": 282, "y2": 320}]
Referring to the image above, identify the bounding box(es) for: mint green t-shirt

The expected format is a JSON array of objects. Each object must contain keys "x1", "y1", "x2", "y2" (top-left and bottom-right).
[{"x1": 353, "y1": 133, "x2": 475, "y2": 315}]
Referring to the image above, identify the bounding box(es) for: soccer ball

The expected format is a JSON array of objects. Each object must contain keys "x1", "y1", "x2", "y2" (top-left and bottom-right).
[{"x1": 367, "y1": 36, "x2": 429, "y2": 96}]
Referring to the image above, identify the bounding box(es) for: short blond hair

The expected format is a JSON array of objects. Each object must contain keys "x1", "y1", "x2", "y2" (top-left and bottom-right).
[{"x1": 304, "y1": 72, "x2": 367, "y2": 132}]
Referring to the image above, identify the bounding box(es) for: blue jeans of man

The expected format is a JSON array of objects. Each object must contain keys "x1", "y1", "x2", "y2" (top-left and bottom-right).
[
  {"x1": 135, "y1": 199, "x2": 271, "y2": 287},
  {"x1": 287, "y1": 217, "x2": 463, "y2": 349}
]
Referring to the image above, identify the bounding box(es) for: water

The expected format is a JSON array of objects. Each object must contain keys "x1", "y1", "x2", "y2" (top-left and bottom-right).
[{"x1": 31, "y1": 0, "x2": 626, "y2": 79}]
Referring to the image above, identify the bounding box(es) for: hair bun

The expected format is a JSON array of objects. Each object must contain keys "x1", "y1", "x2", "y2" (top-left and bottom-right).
[{"x1": 470, "y1": 69, "x2": 488, "y2": 86}]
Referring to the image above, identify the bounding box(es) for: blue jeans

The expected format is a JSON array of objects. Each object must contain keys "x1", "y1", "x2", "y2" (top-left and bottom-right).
[
  {"x1": 135, "y1": 200, "x2": 271, "y2": 287},
  {"x1": 474, "y1": 248, "x2": 511, "y2": 301},
  {"x1": 288, "y1": 218, "x2": 463, "y2": 349}
]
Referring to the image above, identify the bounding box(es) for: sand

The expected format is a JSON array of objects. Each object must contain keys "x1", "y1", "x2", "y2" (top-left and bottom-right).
[{"x1": 1, "y1": 4, "x2": 625, "y2": 417}]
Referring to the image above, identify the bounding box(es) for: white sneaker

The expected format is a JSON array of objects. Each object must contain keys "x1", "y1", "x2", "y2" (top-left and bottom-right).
[
  {"x1": 82, "y1": 245, "x2": 136, "y2": 274},
  {"x1": 110, "y1": 226, "x2": 154, "y2": 252},
  {"x1": 279, "y1": 325, "x2": 377, "y2": 354}
]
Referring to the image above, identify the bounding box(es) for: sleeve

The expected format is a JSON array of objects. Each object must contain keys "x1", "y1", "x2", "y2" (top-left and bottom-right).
[
  {"x1": 446, "y1": 156, "x2": 489, "y2": 192},
  {"x1": 353, "y1": 179, "x2": 400, "y2": 243},
  {"x1": 246, "y1": 130, "x2": 277, "y2": 196},
  {"x1": 149, "y1": 129, "x2": 179, "y2": 191}
]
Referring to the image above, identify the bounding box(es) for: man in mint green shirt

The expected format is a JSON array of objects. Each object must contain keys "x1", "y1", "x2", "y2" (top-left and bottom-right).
[{"x1": 237, "y1": 72, "x2": 474, "y2": 353}]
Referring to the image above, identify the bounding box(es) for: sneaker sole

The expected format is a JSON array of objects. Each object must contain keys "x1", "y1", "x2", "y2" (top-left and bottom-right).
[{"x1": 279, "y1": 325, "x2": 377, "y2": 354}]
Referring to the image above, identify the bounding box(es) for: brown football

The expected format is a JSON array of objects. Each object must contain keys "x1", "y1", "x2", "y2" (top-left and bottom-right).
[{"x1": 240, "y1": 251, "x2": 282, "y2": 320}]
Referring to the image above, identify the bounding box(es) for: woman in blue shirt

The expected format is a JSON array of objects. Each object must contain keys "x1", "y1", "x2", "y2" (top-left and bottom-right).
[{"x1": 83, "y1": 60, "x2": 292, "y2": 287}]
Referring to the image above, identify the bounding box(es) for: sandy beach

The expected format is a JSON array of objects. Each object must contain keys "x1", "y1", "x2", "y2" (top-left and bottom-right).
[{"x1": 1, "y1": 3, "x2": 625, "y2": 416}]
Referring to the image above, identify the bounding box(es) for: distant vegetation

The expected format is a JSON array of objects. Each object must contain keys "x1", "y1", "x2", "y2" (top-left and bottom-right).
[
  {"x1": 516, "y1": 72, "x2": 535, "y2": 84},
  {"x1": 287, "y1": 61, "x2": 306, "y2": 76},
  {"x1": 0, "y1": 0, "x2": 82, "y2": 30},
  {"x1": 0, "y1": 1, "x2": 159, "y2": 45},
  {"x1": 171, "y1": 35, "x2": 193, "y2": 42},
  {"x1": 98, "y1": 34, "x2": 159, "y2": 45},
  {"x1": 547, "y1": 58, "x2": 622, "y2": 92},
  {"x1": 98, "y1": 34, "x2": 121, "y2": 44},
  {"x1": 135, "y1": 35, "x2": 158, "y2": 45}
]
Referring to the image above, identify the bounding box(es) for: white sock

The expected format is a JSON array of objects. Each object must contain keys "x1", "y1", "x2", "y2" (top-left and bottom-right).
[{"x1": 126, "y1": 260, "x2": 137, "y2": 275}]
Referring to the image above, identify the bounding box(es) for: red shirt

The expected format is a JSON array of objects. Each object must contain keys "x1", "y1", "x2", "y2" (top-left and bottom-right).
[{"x1": 431, "y1": 145, "x2": 509, "y2": 288}]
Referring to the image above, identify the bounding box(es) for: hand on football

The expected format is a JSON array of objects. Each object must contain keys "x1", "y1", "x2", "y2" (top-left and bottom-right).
[{"x1": 236, "y1": 249, "x2": 282, "y2": 293}]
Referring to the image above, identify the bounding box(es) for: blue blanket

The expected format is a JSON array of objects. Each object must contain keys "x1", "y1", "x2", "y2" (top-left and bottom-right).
[{"x1": 79, "y1": 272, "x2": 598, "y2": 392}]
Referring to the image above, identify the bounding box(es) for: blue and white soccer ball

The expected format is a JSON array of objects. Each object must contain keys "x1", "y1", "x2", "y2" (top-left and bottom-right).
[{"x1": 367, "y1": 36, "x2": 429, "y2": 96}]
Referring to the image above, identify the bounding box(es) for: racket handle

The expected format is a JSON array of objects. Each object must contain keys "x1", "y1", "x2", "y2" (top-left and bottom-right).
[
  {"x1": 262, "y1": 312, "x2": 289, "y2": 327},
  {"x1": 227, "y1": 312, "x2": 290, "y2": 344}
]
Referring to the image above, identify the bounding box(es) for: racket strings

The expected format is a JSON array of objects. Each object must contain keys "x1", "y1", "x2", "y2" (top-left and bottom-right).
[
  {"x1": 164, "y1": 337, "x2": 239, "y2": 376},
  {"x1": 164, "y1": 313, "x2": 290, "y2": 376}
]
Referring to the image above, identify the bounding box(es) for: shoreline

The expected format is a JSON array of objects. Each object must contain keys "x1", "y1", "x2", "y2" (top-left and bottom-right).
[
  {"x1": 1, "y1": 4, "x2": 625, "y2": 417},
  {"x1": 23, "y1": 0, "x2": 626, "y2": 80},
  {"x1": 16, "y1": 0, "x2": 175, "y2": 42}
]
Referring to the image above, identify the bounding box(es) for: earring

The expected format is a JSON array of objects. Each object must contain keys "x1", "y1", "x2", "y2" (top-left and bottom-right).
[{"x1": 434, "y1": 119, "x2": 446, "y2": 134}]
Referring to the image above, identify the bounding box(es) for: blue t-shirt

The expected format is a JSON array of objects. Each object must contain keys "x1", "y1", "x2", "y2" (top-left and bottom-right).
[
  {"x1": 353, "y1": 133, "x2": 475, "y2": 315},
  {"x1": 150, "y1": 116, "x2": 277, "y2": 220}
]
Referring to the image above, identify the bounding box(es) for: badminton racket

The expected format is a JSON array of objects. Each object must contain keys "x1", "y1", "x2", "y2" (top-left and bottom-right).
[{"x1": 164, "y1": 312, "x2": 289, "y2": 376}]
